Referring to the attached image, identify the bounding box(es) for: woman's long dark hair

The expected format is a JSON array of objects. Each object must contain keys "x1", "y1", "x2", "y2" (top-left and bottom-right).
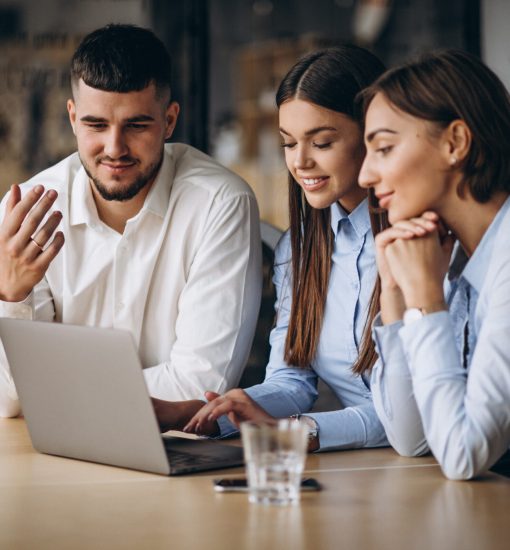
[
  {"x1": 352, "y1": 190, "x2": 388, "y2": 375},
  {"x1": 276, "y1": 45, "x2": 386, "y2": 373}
]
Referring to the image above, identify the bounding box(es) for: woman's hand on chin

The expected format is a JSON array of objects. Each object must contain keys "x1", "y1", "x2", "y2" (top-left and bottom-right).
[
  {"x1": 382, "y1": 213, "x2": 454, "y2": 310},
  {"x1": 376, "y1": 212, "x2": 453, "y2": 321}
]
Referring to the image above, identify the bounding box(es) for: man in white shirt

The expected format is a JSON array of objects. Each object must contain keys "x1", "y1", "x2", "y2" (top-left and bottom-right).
[{"x1": 0, "y1": 24, "x2": 262, "y2": 418}]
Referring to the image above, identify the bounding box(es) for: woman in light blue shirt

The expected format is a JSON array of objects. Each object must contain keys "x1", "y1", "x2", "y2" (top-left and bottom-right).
[
  {"x1": 359, "y1": 50, "x2": 510, "y2": 479},
  {"x1": 154, "y1": 46, "x2": 389, "y2": 452}
]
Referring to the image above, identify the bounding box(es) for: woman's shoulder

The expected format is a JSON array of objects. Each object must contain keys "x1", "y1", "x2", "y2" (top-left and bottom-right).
[{"x1": 479, "y1": 199, "x2": 510, "y2": 299}]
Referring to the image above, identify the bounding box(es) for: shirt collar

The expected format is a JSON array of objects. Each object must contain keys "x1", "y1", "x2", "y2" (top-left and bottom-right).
[
  {"x1": 330, "y1": 197, "x2": 371, "y2": 239},
  {"x1": 141, "y1": 149, "x2": 174, "y2": 218},
  {"x1": 456, "y1": 195, "x2": 510, "y2": 292},
  {"x1": 69, "y1": 167, "x2": 100, "y2": 227},
  {"x1": 69, "y1": 150, "x2": 174, "y2": 227}
]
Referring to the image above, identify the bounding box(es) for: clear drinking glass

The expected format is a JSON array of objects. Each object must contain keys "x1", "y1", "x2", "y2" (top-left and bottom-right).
[{"x1": 240, "y1": 419, "x2": 308, "y2": 505}]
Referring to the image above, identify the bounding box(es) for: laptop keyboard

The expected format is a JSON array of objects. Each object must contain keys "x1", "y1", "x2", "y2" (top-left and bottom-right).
[{"x1": 163, "y1": 439, "x2": 231, "y2": 467}]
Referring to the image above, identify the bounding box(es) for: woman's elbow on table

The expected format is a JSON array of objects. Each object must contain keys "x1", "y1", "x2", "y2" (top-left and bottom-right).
[
  {"x1": 439, "y1": 454, "x2": 490, "y2": 481},
  {"x1": 440, "y1": 462, "x2": 478, "y2": 481},
  {"x1": 389, "y1": 434, "x2": 429, "y2": 458}
]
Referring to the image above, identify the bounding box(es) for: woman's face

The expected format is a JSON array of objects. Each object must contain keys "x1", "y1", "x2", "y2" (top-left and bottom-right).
[
  {"x1": 279, "y1": 98, "x2": 366, "y2": 212},
  {"x1": 359, "y1": 93, "x2": 454, "y2": 224}
]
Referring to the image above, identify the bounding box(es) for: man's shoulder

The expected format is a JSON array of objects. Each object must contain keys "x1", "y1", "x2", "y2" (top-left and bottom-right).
[
  {"x1": 274, "y1": 229, "x2": 291, "y2": 265},
  {"x1": 21, "y1": 152, "x2": 82, "y2": 194},
  {"x1": 166, "y1": 143, "x2": 255, "y2": 201}
]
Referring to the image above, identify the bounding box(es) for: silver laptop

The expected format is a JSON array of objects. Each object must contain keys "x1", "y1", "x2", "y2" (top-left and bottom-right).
[{"x1": 0, "y1": 318, "x2": 244, "y2": 475}]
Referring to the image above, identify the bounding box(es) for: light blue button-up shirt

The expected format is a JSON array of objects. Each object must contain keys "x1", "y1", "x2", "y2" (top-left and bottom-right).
[
  {"x1": 372, "y1": 196, "x2": 510, "y2": 479},
  {"x1": 218, "y1": 199, "x2": 388, "y2": 451}
]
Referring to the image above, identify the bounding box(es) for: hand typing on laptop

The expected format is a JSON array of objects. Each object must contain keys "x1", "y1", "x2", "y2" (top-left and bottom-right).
[
  {"x1": 183, "y1": 390, "x2": 276, "y2": 434},
  {"x1": 151, "y1": 397, "x2": 219, "y2": 436},
  {"x1": 0, "y1": 184, "x2": 64, "y2": 303},
  {"x1": 153, "y1": 390, "x2": 320, "y2": 453}
]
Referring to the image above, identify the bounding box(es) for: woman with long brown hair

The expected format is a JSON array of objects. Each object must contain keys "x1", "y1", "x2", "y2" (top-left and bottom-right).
[{"x1": 155, "y1": 45, "x2": 388, "y2": 452}]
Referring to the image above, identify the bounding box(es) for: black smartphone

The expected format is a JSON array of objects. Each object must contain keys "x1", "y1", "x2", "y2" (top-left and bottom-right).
[{"x1": 213, "y1": 477, "x2": 322, "y2": 493}]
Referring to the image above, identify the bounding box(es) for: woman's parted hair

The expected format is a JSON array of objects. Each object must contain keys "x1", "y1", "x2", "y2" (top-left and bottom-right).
[
  {"x1": 360, "y1": 49, "x2": 510, "y2": 202},
  {"x1": 276, "y1": 45, "x2": 386, "y2": 373}
]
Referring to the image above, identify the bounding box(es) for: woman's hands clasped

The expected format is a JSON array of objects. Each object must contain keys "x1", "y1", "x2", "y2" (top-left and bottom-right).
[{"x1": 376, "y1": 211, "x2": 455, "y2": 322}]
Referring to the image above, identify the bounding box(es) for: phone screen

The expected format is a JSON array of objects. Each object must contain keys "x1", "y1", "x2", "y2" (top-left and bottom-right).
[{"x1": 213, "y1": 477, "x2": 321, "y2": 492}]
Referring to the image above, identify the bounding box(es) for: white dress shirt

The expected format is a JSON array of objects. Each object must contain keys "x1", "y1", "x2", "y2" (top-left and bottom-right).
[
  {"x1": 0, "y1": 143, "x2": 262, "y2": 417},
  {"x1": 371, "y1": 197, "x2": 510, "y2": 479}
]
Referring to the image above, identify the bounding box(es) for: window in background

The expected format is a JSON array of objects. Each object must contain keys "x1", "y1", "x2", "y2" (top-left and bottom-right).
[
  {"x1": 0, "y1": 0, "x2": 480, "y2": 212},
  {"x1": 207, "y1": 0, "x2": 478, "y2": 230}
]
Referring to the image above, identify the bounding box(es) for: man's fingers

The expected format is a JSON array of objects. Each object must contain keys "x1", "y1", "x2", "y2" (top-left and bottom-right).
[
  {"x1": 5, "y1": 185, "x2": 21, "y2": 215},
  {"x1": 27, "y1": 211, "x2": 63, "y2": 256},
  {"x1": 17, "y1": 190, "x2": 59, "y2": 244},
  {"x1": 32, "y1": 232, "x2": 65, "y2": 269},
  {"x1": 3, "y1": 186, "x2": 45, "y2": 236},
  {"x1": 24, "y1": 211, "x2": 63, "y2": 262}
]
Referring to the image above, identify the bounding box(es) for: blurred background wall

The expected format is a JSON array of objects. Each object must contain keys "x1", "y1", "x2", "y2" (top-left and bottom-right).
[{"x1": 0, "y1": 0, "x2": 507, "y2": 230}]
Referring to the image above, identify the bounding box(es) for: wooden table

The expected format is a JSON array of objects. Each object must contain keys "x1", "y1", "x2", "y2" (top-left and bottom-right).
[{"x1": 1, "y1": 418, "x2": 509, "y2": 549}]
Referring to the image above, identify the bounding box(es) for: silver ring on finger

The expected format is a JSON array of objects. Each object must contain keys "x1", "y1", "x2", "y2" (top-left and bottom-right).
[{"x1": 30, "y1": 236, "x2": 44, "y2": 252}]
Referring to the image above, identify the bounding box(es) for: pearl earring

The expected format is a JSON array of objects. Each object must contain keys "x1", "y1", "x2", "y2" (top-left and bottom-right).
[{"x1": 450, "y1": 157, "x2": 457, "y2": 166}]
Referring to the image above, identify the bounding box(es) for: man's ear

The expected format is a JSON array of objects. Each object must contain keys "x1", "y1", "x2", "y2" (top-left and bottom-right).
[
  {"x1": 443, "y1": 119, "x2": 471, "y2": 166},
  {"x1": 164, "y1": 101, "x2": 180, "y2": 140},
  {"x1": 67, "y1": 99, "x2": 77, "y2": 135}
]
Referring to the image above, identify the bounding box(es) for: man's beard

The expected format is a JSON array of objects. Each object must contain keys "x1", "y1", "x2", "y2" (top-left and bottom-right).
[{"x1": 81, "y1": 153, "x2": 164, "y2": 202}]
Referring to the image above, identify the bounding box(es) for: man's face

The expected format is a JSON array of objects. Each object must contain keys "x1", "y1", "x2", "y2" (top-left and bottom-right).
[{"x1": 67, "y1": 79, "x2": 179, "y2": 202}]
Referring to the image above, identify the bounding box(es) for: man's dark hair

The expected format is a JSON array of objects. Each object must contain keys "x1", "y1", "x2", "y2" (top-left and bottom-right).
[{"x1": 70, "y1": 24, "x2": 172, "y2": 100}]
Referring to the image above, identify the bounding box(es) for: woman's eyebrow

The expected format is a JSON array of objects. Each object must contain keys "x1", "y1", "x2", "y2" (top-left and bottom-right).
[
  {"x1": 279, "y1": 126, "x2": 338, "y2": 136},
  {"x1": 366, "y1": 128, "x2": 398, "y2": 142}
]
